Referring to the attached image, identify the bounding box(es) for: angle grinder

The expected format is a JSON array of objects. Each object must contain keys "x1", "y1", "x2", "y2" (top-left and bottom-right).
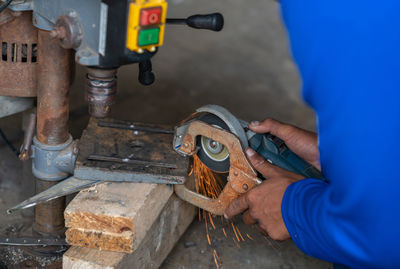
[{"x1": 188, "y1": 105, "x2": 324, "y2": 180}]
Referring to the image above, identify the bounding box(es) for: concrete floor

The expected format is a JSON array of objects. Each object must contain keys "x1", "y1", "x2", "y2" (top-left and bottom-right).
[{"x1": 0, "y1": 0, "x2": 332, "y2": 268}]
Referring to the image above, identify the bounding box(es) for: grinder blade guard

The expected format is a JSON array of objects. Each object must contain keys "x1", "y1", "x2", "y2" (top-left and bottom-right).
[{"x1": 192, "y1": 105, "x2": 249, "y2": 173}]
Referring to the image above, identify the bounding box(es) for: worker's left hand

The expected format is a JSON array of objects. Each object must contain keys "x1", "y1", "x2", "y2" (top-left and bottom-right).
[{"x1": 224, "y1": 148, "x2": 304, "y2": 241}]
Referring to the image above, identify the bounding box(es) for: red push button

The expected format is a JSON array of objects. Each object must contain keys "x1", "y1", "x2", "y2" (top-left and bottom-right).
[{"x1": 140, "y1": 7, "x2": 162, "y2": 26}]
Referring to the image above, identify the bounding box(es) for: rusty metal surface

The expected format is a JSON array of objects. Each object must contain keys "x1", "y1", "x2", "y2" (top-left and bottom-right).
[
  {"x1": 174, "y1": 120, "x2": 260, "y2": 215},
  {"x1": 74, "y1": 118, "x2": 190, "y2": 184},
  {"x1": 0, "y1": 9, "x2": 21, "y2": 26},
  {"x1": 85, "y1": 68, "x2": 117, "y2": 118},
  {"x1": 33, "y1": 180, "x2": 66, "y2": 237},
  {"x1": 36, "y1": 29, "x2": 71, "y2": 145},
  {"x1": 34, "y1": 30, "x2": 71, "y2": 238},
  {"x1": 0, "y1": 11, "x2": 38, "y2": 97}
]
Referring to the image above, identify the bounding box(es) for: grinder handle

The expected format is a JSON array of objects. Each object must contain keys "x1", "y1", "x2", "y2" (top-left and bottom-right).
[{"x1": 249, "y1": 133, "x2": 326, "y2": 181}]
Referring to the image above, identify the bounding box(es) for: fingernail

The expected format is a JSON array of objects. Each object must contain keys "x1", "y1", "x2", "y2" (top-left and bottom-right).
[
  {"x1": 224, "y1": 213, "x2": 229, "y2": 219},
  {"x1": 250, "y1": 121, "x2": 260, "y2": 127},
  {"x1": 246, "y1": 148, "x2": 256, "y2": 157}
]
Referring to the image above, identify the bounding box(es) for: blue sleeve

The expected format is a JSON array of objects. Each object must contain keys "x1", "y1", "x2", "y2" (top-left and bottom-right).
[{"x1": 279, "y1": 1, "x2": 400, "y2": 268}]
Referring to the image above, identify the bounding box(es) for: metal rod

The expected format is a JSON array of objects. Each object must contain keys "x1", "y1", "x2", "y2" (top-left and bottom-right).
[
  {"x1": 166, "y1": 18, "x2": 187, "y2": 25},
  {"x1": 36, "y1": 30, "x2": 71, "y2": 146},
  {"x1": 19, "y1": 111, "x2": 36, "y2": 161},
  {"x1": 87, "y1": 154, "x2": 178, "y2": 169},
  {"x1": 98, "y1": 121, "x2": 174, "y2": 134},
  {"x1": 34, "y1": 30, "x2": 72, "y2": 237},
  {"x1": 0, "y1": 236, "x2": 68, "y2": 246},
  {"x1": 33, "y1": 180, "x2": 66, "y2": 236}
]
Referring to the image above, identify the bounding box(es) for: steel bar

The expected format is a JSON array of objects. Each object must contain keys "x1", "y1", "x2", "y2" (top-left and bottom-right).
[
  {"x1": 87, "y1": 154, "x2": 178, "y2": 169},
  {"x1": 98, "y1": 121, "x2": 174, "y2": 134},
  {"x1": 7, "y1": 177, "x2": 98, "y2": 213}
]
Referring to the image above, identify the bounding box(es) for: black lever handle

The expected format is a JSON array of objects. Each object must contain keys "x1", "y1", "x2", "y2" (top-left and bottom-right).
[
  {"x1": 166, "y1": 13, "x2": 224, "y2": 32},
  {"x1": 138, "y1": 60, "x2": 155, "y2": 86}
]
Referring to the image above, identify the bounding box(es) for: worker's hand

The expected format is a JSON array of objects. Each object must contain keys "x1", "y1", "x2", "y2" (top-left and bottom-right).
[
  {"x1": 224, "y1": 148, "x2": 304, "y2": 241},
  {"x1": 249, "y1": 119, "x2": 320, "y2": 170}
]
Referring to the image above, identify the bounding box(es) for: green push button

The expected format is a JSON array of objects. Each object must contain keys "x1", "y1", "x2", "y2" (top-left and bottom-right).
[{"x1": 138, "y1": 28, "x2": 160, "y2": 46}]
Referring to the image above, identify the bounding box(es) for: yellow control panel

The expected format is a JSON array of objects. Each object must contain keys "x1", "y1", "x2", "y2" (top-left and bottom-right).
[{"x1": 126, "y1": 0, "x2": 168, "y2": 53}]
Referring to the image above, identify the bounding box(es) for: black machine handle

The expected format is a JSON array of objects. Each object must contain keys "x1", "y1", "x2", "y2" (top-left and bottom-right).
[
  {"x1": 167, "y1": 13, "x2": 224, "y2": 32},
  {"x1": 138, "y1": 13, "x2": 223, "y2": 86},
  {"x1": 138, "y1": 60, "x2": 155, "y2": 86}
]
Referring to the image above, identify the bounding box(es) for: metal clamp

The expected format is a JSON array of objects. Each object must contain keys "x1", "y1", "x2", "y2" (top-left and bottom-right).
[
  {"x1": 174, "y1": 120, "x2": 261, "y2": 215},
  {"x1": 32, "y1": 135, "x2": 78, "y2": 181}
]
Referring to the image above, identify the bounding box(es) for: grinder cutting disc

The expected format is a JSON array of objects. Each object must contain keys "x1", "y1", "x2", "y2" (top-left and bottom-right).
[
  {"x1": 195, "y1": 105, "x2": 249, "y2": 173},
  {"x1": 196, "y1": 113, "x2": 231, "y2": 172}
]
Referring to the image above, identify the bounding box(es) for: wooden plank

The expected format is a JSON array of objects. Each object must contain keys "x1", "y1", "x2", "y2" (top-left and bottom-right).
[
  {"x1": 64, "y1": 182, "x2": 175, "y2": 253},
  {"x1": 63, "y1": 185, "x2": 196, "y2": 268}
]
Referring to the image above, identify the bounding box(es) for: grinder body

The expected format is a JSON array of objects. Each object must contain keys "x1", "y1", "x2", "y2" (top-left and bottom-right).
[{"x1": 247, "y1": 132, "x2": 325, "y2": 180}]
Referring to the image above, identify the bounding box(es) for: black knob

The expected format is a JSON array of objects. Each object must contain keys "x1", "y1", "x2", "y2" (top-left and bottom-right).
[
  {"x1": 138, "y1": 60, "x2": 155, "y2": 86},
  {"x1": 167, "y1": 13, "x2": 224, "y2": 32}
]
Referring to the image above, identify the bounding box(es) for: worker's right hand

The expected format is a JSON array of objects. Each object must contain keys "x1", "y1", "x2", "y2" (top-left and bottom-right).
[{"x1": 249, "y1": 119, "x2": 321, "y2": 170}]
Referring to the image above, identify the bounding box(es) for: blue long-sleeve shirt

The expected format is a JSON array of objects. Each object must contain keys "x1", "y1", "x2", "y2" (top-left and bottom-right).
[{"x1": 279, "y1": 1, "x2": 400, "y2": 268}]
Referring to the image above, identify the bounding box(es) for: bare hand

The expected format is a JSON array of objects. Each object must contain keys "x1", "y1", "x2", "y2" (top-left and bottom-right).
[
  {"x1": 249, "y1": 119, "x2": 320, "y2": 170},
  {"x1": 224, "y1": 148, "x2": 304, "y2": 241}
]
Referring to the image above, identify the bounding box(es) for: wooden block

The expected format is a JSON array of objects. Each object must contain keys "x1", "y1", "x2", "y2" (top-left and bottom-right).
[
  {"x1": 63, "y1": 187, "x2": 196, "y2": 268},
  {"x1": 64, "y1": 181, "x2": 175, "y2": 253}
]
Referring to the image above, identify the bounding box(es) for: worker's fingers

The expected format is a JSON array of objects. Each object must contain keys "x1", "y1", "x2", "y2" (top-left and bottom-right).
[
  {"x1": 242, "y1": 210, "x2": 257, "y2": 226},
  {"x1": 246, "y1": 148, "x2": 281, "y2": 178},
  {"x1": 224, "y1": 194, "x2": 249, "y2": 219},
  {"x1": 249, "y1": 119, "x2": 287, "y2": 136}
]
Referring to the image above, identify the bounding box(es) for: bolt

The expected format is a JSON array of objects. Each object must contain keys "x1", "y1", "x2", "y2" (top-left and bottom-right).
[
  {"x1": 50, "y1": 26, "x2": 67, "y2": 39},
  {"x1": 233, "y1": 171, "x2": 238, "y2": 176},
  {"x1": 243, "y1": 184, "x2": 248, "y2": 190}
]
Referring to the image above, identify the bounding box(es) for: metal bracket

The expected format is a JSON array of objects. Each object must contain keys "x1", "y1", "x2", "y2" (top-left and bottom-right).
[{"x1": 32, "y1": 135, "x2": 78, "y2": 181}]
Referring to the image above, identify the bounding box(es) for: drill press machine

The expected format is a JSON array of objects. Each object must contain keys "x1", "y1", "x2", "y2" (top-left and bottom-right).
[{"x1": 0, "y1": 0, "x2": 223, "y2": 261}]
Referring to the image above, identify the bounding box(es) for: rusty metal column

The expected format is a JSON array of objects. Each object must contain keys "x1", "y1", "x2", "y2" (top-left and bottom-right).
[{"x1": 33, "y1": 29, "x2": 71, "y2": 236}]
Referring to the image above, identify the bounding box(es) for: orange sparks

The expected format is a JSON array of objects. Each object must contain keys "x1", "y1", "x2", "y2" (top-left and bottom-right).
[
  {"x1": 193, "y1": 154, "x2": 225, "y2": 200},
  {"x1": 231, "y1": 222, "x2": 241, "y2": 242},
  {"x1": 192, "y1": 154, "x2": 250, "y2": 266},
  {"x1": 237, "y1": 227, "x2": 245, "y2": 242},
  {"x1": 222, "y1": 228, "x2": 227, "y2": 238},
  {"x1": 209, "y1": 213, "x2": 216, "y2": 230},
  {"x1": 213, "y1": 249, "x2": 221, "y2": 269},
  {"x1": 246, "y1": 233, "x2": 254, "y2": 241},
  {"x1": 232, "y1": 236, "x2": 241, "y2": 249}
]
